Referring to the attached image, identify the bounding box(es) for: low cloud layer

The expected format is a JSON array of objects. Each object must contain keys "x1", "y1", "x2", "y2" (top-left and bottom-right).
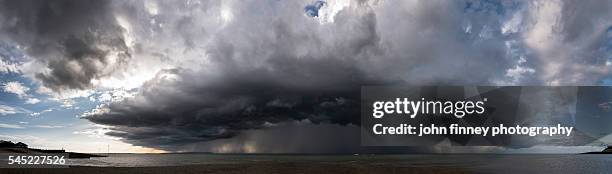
[{"x1": 1, "y1": 0, "x2": 612, "y2": 152}]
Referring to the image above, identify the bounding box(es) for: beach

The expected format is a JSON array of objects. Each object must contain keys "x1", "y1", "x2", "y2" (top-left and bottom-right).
[
  {"x1": 2, "y1": 161, "x2": 468, "y2": 174},
  {"x1": 2, "y1": 153, "x2": 611, "y2": 173}
]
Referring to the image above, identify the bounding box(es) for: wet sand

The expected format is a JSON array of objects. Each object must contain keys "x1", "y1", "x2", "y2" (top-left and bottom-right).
[{"x1": 2, "y1": 161, "x2": 471, "y2": 174}]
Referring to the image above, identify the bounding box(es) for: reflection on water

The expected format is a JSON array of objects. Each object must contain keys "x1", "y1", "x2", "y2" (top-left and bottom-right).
[{"x1": 68, "y1": 154, "x2": 612, "y2": 173}]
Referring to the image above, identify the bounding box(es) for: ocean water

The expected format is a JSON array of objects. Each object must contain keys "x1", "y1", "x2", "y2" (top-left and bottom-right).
[{"x1": 67, "y1": 153, "x2": 612, "y2": 173}]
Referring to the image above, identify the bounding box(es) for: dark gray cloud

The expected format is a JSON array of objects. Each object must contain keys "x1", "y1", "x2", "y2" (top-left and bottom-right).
[
  {"x1": 161, "y1": 122, "x2": 435, "y2": 153},
  {"x1": 2, "y1": 0, "x2": 609, "y2": 152},
  {"x1": 82, "y1": 0, "x2": 521, "y2": 152},
  {"x1": 85, "y1": 66, "x2": 363, "y2": 148},
  {"x1": 0, "y1": 0, "x2": 130, "y2": 92}
]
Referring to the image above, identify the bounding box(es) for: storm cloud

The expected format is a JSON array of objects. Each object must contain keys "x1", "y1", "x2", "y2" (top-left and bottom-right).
[
  {"x1": 83, "y1": 0, "x2": 514, "y2": 152},
  {"x1": 0, "y1": 0, "x2": 130, "y2": 92},
  {"x1": 84, "y1": 0, "x2": 612, "y2": 152},
  {"x1": 2, "y1": 0, "x2": 611, "y2": 152}
]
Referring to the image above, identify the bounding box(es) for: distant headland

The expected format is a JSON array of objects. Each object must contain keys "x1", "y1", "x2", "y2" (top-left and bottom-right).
[
  {"x1": 0, "y1": 140, "x2": 106, "y2": 158},
  {"x1": 582, "y1": 146, "x2": 612, "y2": 154}
]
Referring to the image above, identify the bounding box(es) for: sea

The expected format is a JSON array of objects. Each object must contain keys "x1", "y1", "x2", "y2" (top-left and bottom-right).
[{"x1": 65, "y1": 153, "x2": 612, "y2": 173}]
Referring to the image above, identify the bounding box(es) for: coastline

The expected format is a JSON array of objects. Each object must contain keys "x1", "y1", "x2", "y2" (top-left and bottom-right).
[
  {"x1": 1, "y1": 161, "x2": 470, "y2": 174},
  {"x1": 0, "y1": 148, "x2": 106, "y2": 158}
]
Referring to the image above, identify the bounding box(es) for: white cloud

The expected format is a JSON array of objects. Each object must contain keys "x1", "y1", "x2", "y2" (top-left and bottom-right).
[
  {"x1": 0, "y1": 123, "x2": 24, "y2": 129},
  {"x1": 2, "y1": 81, "x2": 42, "y2": 104},
  {"x1": 144, "y1": 0, "x2": 159, "y2": 16},
  {"x1": 504, "y1": 56, "x2": 536, "y2": 84},
  {"x1": 308, "y1": 0, "x2": 351, "y2": 24},
  {"x1": 523, "y1": 0, "x2": 612, "y2": 85},
  {"x1": 0, "y1": 105, "x2": 19, "y2": 115},
  {"x1": 98, "y1": 92, "x2": 112, "y2": 102},
  {"x1": 0, "y1": 58, "x2": 21, "y2": 74},
  {"x1": 25, "y1": 98, "x2": 40, "y2": 104},
  {"x1": 506, "y1": 64, "x2": 536, "y2": 82},
  {"x1": 38, "y1": 86, "x2": 94, "y2": 101},
  {"x1": 31, "y1": 125, "x2": 64, "y2": 129},
  {"x1": 60, "y1": 99, "x2": 74, "y2": 108},
  {"x1": 0, "y1": 105, "x2": 30, "y2": 115},
  {"x1": 73, "y1": 126, "x2": 117, "y2": 140},
  {"x1": 95, "y1": 89, "x2": 136, "y2": 103},
  {"x1": 502, "y1": 9, "x2": 524, "y2": 35},
  {"x1": 3, "y1": 81, "x2": 29, "y2": 98},
  {"x1": 29, "y1": 108, "x2": 53, "y2": 117},
  {"x1": 80, "y1": 104, "x2": 110, "y2": 118}
]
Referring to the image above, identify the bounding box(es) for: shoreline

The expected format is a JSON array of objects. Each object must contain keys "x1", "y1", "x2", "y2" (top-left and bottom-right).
[
  {"x1": 1, "y1": 161, "x2": 471, "y2": 174},
  {"x1": 0, "y1": 148, "x2": 106, "y2": 158}
]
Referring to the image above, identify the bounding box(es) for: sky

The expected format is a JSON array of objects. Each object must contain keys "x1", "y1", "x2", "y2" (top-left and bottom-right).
[{"x1": 0, "y1": 0, "x2": 611, "y2": 153}]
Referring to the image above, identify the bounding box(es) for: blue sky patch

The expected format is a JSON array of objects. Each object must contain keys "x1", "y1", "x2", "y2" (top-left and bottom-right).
[{"x1": 305, "y1": 1, "x2": 326, "y2": 17}]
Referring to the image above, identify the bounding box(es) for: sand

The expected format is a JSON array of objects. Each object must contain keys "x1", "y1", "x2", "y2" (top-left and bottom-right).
[{"x1": 1, "y1": 161, "x2": 471, "y2": 174}]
